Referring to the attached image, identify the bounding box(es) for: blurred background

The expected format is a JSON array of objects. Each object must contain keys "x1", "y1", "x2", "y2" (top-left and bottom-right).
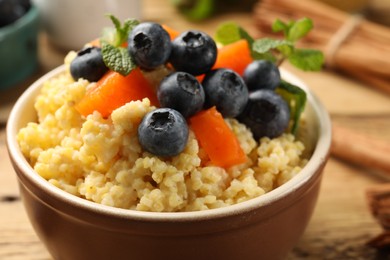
[
  {"x1": 1, "y1": 0, "x2": 390, "y2": 259},
  {"x1": 0, "y1": 0, "x2": 389, "y2": 117}
]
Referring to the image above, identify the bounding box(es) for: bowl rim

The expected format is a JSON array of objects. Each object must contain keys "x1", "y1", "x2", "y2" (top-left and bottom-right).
[{"x1": 6, "y1": 65, "x2": 332, "y2": 221}]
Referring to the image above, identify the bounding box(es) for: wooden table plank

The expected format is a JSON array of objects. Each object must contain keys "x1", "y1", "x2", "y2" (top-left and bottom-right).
[{"x1": 1, "y1": 0, "x2": 390, "y2": 259}]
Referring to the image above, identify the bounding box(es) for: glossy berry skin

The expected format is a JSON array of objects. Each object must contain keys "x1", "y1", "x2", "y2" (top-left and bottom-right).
[
  {"x1": 138, "y1": 108, "x2": 189, "y2": 157},
  {"x1": 0, "y1": 0, "x2": 31, "y2": 27},
  {"x1": 238, "y1": 89, "x2": 290, "y2": 139},
  {"x1": 243, "y1": 60, "x2": 281, "y2": 91},
  {"x1": 169, "y1": 30, "x2": 217, "y2": 76},
  {"x1": 157, "y1": 72, "x2": 205, "y2": 118},
  {"x1": 70, "y1": 47, "x2": 108, "y2": 82},
  {"x1": 128, "y1": 22, "x2": 172, "y2": 70},
  {"x1": 202, "y1": 69, "x2": 248, "y2": 118}
]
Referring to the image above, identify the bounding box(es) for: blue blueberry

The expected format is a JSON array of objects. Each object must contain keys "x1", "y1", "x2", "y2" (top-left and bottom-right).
[
  {"x1": 169, "y1": 30, "x2": 217, "y2": 76},
  {"x1": 202, "y1": 69, "x2": 248, "y2": 118},
  {"x1": 138, "y1": 108, "x2": 189, "y2": 157},
  {"x1": 157, "y1": 72, "x2": 205, "y2": 118},
  {"x1": 70, "y1": 47, "x2": 108, "y2": 82},
  {"x1": 243, "y1": 60, "x2": 281, "y2": 91},
  {"x1": 238, "y1": 89, "x2": 290, "y2": 139},
  {"x1": 128, "y1": 22, "x2": 172, "y2": 70}
]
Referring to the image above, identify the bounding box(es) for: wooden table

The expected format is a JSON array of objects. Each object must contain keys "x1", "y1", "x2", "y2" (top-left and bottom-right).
[{"x1": 1, "y1": 0, "x2": 390, "y2": 259}]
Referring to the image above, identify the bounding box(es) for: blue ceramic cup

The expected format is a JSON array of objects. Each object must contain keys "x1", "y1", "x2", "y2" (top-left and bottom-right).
[{"x1": 0, "y1": 5, "x2": 39, "y2": 90}]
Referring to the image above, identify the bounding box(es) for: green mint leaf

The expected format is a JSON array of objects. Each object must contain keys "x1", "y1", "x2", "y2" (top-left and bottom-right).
[
  {"x1": 252, "y1": 51, "x2": 277, "y2": 62},
  {"x1": 99, "y1": 15, "x2": 139, "y2": 75},
  {"x1": 102, "y1": 14, "x2": 139, "y2": 47},
  {"x1": 118, "y1": 19, "x2": 139, "y2": 44},
  {"x1": 103, "y1": 14, "x2": 122, "y2": 46},
  {"x1": 288, "y1": 48, "x2": 324, "y2": 71},
  {"x1": 272, "y1": 19, "x2": 289, "y2": 35},
  {"x1": 215, "y1": 22, "x2": 272, "y2": 61},
  {"x1": 215, "y1": 22, "x2": 254, "y2": 46},
  {"x1": 108, "y1": 14, "x2": 122, "y2": 32},
  {"x1": 276, "y1": 44, "x2": 294, "y2": 57},
  {"x1": 287, "y1": 17, "x2": 313, "y2": 42},
  {"x1": 252, "y1": 38, "x2": 292, "y2": 53},
  {"x1": 276, "y1": 81, "x2": 307, "y2": 135},
  {"x1": 252, "y1": 38, "x2": 293, "y2": 62},
  {"x1": 102, "y1": 42, "x2": 136, "y2": 76},
  {"x1": 174, "y1": 0, "x2": 215, "y2": 21}
]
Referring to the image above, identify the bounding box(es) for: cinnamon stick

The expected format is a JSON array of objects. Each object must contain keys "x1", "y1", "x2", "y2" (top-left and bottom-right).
[
  {"x1": 367, "y1": 231, "x2": 390, "y2": 249},
  {"x1": 342, "y1": 66, "x2": 390, "y2": 96},
  {"x1": 366, "y1": 184, "x2": 390, "y2": 248},
  {"x1": 253, "y1": 0, "x2": 390, "y2": 95},
  {"x1": 331, "y1": 123, "x2": 390, "y2": 173}
]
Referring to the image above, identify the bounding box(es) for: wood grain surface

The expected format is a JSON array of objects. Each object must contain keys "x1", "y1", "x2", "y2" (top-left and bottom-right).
[{"x1": 1, "y1": 0, "x2": 390, "y2": 259}]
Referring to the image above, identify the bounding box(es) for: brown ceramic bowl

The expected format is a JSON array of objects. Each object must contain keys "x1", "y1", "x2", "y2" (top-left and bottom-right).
[{"x1": 6, "y1": 65, "x2": 331, "y2": 260}]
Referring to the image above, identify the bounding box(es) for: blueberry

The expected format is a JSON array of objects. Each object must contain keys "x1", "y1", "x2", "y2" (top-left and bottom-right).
[
  {"x1": 202, "y1": 69, "x2": 248, "y2": 118},
  {"x1": 169, "y1": 30, "x2": 217, "y2": 76},
  {"x1": 238, "y1": 89, "x2": 290, "y2": 139},
  {"x1": 0, "y1": 0, "x2": 30, "y2": 27},
  {"x1": 138, "y1": 108, "x2": 189, "y2": 157},
  {"x1": 128, "y1": 22, "x2": 172, "y2": 70},
  {"x1": 243, "y1": 60, "x2": 281, "y2": 91},
  {"x1": 70, "y1": 47, "x2": 108, "y2": 82},
  {"x1": 158, "y1": 72, "x2": 205, "y2": 118}
]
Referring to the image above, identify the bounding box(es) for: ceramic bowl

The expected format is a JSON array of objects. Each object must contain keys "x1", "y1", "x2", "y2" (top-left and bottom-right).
[
  {"x1": 0, "y1": 5, "x2": 39, "y2": 90},
  {"x1": 6, "y1": 66, "x2": 332, "y2": 260}
]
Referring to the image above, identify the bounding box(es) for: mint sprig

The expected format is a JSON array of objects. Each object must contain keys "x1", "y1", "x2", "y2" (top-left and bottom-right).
[
  {"x1": 171, "y1": 0, "x2": 215, "y2": 21},
  {"x1": 215, "y1": 22, "x2": 254, "y2": 46},
  {"x1": 273, "y1": 18, "x2": 313, "y2": 42},
  {"x1": 215, "y1": 18, "x2": 324, "y2": 71},
  {"x1": 288, "y1": 49, "x2": 324, "y2": 71},
  {"x1": 252, "y1": 38, "x2": 293, "y2": 63},
  {"x1": 215, "y1": 22, "x2": 273, "y2": 61},
  {"x1": 254, "y1": 17, "x2": 324, "y2": 71},
  {"x1": 101, "y1": 42, "x2": 136, "y2": 76},
  {"x1": 101, "y1": 15, "x2": 139, "y2": 76},
  {"x1": 276, "y1": 81, "x2": 307, "y2": 135},
  {"x1": 215, "y1": 18, "x2": 323, "y2": 135}
]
